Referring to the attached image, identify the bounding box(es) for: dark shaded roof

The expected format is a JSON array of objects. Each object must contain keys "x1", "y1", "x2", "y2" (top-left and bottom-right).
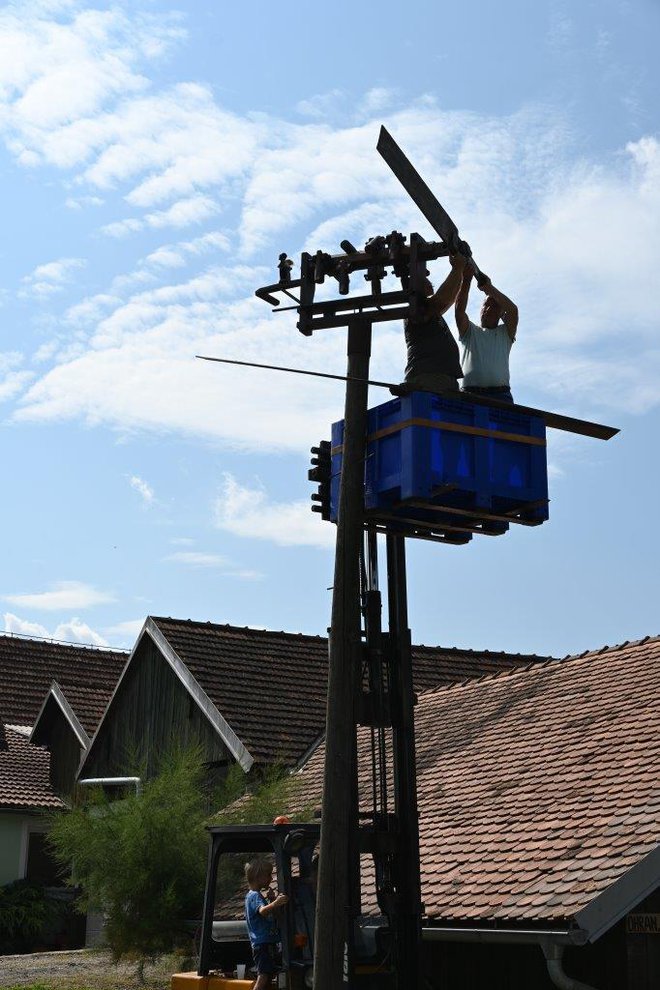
[
  {"x1": 0, "y1": 633, "x2": 128, "y2": 735},
  {"x1": 291, "y1": 635, "x2": 660, "y2": 934},
  {"x1": 150, "y1": 616, "x2": 553, "y2": 767},
  {"x1": 0, "y1": 724, "x2": 66, "y2": 811}
]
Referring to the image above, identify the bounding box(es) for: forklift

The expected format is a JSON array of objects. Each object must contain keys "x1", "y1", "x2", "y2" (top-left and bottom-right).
[
  {"x1": 171, "y1": 821, "x2": 391, "y2": 990},
  {"x1": 190, "y1": 126, "x2": 618, "y2": 990}
]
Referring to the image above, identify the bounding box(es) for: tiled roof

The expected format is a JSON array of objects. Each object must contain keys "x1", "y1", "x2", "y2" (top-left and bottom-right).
[
  {"x1": 0, "y1": 633, "x2": 128, "y2": 735},
  {"x1": 151, "y1": 617, "x2": 552, "y2": 766},
  {"x1": 0, "y1": 723, "x2": 66, "y2": 810},
  {"x1": 292, "y1": 635, "x2": 660, "y2": 926}
]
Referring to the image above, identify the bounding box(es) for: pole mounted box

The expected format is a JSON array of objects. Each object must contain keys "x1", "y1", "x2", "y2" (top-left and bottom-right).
[{"x1": 327, "y1": 392, "x2": 549, "y2": 542}]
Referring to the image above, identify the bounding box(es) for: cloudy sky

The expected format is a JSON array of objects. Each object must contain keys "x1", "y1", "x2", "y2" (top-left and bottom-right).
[{"x1": 0, "y1": 0, "x2": 657, "y2": 657}]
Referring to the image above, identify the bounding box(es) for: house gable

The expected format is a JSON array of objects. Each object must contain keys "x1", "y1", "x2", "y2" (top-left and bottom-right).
[
  {"x1": 79, "y1": 620, "x2": 251, "y2": 781},
  {"x1": 29, "y1": 684, "x2": 89, "y2": 798}
]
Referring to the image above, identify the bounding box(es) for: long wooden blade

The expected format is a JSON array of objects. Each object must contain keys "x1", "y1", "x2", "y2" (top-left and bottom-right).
[{"x1": 377, "y1": 125, "x2": 459, "y2": 245}]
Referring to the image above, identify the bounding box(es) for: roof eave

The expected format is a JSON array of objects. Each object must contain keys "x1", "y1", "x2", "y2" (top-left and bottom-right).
[
  {"x1": 575, "y1": 843, "x2": 660, "y2": 942},
  {"x1": 421, "y1": 924, "x2": 588, "y2": 947},
  {"x1": 0, "y1": 800, "x2": 67, "y2": 813}
]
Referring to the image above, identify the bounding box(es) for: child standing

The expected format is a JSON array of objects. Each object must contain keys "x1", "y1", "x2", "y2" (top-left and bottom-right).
[{"x1": 244, "y1": 858, "x2": 288, "y2": 989}]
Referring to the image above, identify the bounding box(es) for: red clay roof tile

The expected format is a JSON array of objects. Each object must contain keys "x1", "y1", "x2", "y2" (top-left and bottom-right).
[
  {"x1": 0, "y1": 633, "x2": 127, "y2": 735},
  {"x1": 291, "y1": 635, "x2": 660, "y2": 924},
  {"x1": 0, "y1": 724, "x2": 66, "y2": 810},
  {"x1": 151, "y1": 616, "x2": 551, "y2": 766}
]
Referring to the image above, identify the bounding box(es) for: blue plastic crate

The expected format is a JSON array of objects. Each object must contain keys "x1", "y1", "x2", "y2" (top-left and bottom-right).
[{"x1": 330, "y1": 392, "x2": 548, "y2": 539}]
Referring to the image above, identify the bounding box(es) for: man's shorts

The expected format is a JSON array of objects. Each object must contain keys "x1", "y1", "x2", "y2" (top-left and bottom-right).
[{"x1": 252, "y1": 941, "x2": 279, "y2": 975}]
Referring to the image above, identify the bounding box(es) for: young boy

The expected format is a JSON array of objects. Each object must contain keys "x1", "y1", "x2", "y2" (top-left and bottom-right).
[{"x1": 244, "y1": 858, "x2": 288, "y2": 989}]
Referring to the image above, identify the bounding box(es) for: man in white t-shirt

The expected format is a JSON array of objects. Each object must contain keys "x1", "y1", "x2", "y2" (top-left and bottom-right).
[{"x1": 454, "y1": 267, "x2": 518, "y2": 404}]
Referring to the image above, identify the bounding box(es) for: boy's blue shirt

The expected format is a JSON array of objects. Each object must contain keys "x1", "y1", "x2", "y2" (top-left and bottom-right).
[{"x1": 245, "y1": 889, "x2": 278, "y2": 946}]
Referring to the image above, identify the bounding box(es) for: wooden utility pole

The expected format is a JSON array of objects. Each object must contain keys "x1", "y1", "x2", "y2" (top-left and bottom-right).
[{"x1": 314, "y1": 318, "x2": 372, "y2": 990}]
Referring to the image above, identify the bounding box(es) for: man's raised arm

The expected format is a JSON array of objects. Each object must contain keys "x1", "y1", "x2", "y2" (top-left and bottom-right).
[
  {"x1": 454, "y1": 268, "x2": 473, "y2": 336},
  {"x1": 427, "y1": 253, "x2": 467, "y2": 316},
  {"x1": 478, "y1": 275, "x2": 519, "y2": 341}
]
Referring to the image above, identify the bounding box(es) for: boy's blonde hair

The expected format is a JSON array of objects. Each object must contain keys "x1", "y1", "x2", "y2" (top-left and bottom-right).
[{"x1": 245, "y1": 858, "x2": 272, "y2": 888}]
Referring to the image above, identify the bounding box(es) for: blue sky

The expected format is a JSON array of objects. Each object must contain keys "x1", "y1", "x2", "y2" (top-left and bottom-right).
[{"x1": 0, "y1": 0, "x2": 658, "y2": 658}]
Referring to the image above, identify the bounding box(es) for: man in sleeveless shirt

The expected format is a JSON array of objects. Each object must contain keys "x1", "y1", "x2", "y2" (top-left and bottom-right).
[
  {"x1": 403, "y1": 252, "x2": 467, "y2": 394},
  {"x1": 454, "y1": 266, "x2": 518, "y2": 404}
]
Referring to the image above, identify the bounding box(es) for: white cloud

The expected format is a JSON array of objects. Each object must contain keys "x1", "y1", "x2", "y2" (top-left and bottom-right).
[
  {"x1": 0, "y1": 4, "x2": 184, "y2": 164},
  {"x1": 65, "y1": 292, "x2": 120, "y2": 326},
  {"x1": 101, "y1": 195, "x2": 220, "y2": 238},
  {"x1": 164, "y1": 550, "x2": 264, "y2": 579},
  {"x1": 3, "y1": 610, "x2": 109, "y2": 646},
  {"x1": 129, "y1": 474, "x2": 154, "y2": 505},
  {"x1": 4, "y1": 580, "x2": 116, "y2": 611},
  {"x1": 145, "y1": 194, "x2": 220, "y2": 229},
  {"x1": 144, "y1": 246, "x2": 186, "y2": 269},
  {"x1": 296, "y1": 89, "x2": 345, "y2": 119},
  {"x1": 103, "y1": 617, "x2": 145, "y2": 641},
  {"x1": 65, "y1": 193, "x2": 103, "y2": 209},
  {"x1": 214, "y1": 473, "x2": 335, "y2": 550},
  {"x1": 165, "y1": 551, "x2": 230, "y2": 567},
  {"x1": 20, "y1": 256, "x2": 85, "y2": 297},
  {"x1": 144, "y1": 230, "x2": 229, "y2": 270},
  {"x1": 3, "y1": 611, "x2": 49, "y2": 638},
  {"x1": 0, "y1": 369, "x2": 34, "y2": 402},
  {"x1": 0, "y1": 10, "x2": 654, "y2": 447},
  {"x1": 12, "y1": 97, "x2": 659, "y2": 448},
  {"x1": 356, "y1": 87, "x2": 398, "y2": 118},
  {"x1": 52, "y1": 617, "x2": 109, "y2": 647}
]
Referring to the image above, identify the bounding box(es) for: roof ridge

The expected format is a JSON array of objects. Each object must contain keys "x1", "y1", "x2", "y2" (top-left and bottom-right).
[
  {"x1": 562, "y1": 632, "x2": 659, "y2": 661},
  {"x1": 418, "y1": 653, "x2": 561, "y2": 698},
  {"x1": 150, "y1": 615, "x2": 329, "y2": 642},
  {"x1": 417, "y1": 632, "x2": 660, "y2": 701},
  {"x1": 0, "y1": 631, "x2": 128, "y2": 654},
  {"x1": 411, "y1": 642, "x2": 555, "y2": 662},
  {"x1": 150, "y1": 616, "x2": 557, "y2": 660}
]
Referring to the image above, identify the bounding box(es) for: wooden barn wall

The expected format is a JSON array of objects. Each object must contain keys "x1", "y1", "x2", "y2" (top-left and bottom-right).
[
  {"x1": 49, "y1": 719, "x2": 84, "y2": 798},
  {"x1": 83, "y1": 635, "x2": 230, "y2": 780},
  {"x1": 420, "y1": 918, "x2": 629, "y2": 990},
  {"x1": 31, "y1": 700, "x2": 84, "y2": 799}
]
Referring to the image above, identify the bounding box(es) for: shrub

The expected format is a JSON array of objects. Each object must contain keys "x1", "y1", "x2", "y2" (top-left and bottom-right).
[
  {"x1": 48, "y1": 747, "x2": 208, "y2": 969},
  {"x1": 0, "y1": 879, "x2": 56, "y2": 954}
]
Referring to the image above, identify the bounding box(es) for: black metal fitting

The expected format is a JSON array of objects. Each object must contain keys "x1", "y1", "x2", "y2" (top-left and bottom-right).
[
  {"x1": 314, "y1": 250, "x2": 332, "y2": 284},
  {"x1": 278, "y1": 253, "x2": 294, "y2": 285},
  {"x1": 335, "y1": 258, "x2": 350, "y2": 295},
  {"x1": 387, "y1": 230, "x2": 409, "y2": 289},
  {"x1": 364, "y1": 235, "x2": 387, "y2": 258}
]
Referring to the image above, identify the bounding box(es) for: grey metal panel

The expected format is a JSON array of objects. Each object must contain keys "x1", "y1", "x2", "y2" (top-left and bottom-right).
[{"x1": 575, "y1": 844, "x2": 660, "y2": 942}]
